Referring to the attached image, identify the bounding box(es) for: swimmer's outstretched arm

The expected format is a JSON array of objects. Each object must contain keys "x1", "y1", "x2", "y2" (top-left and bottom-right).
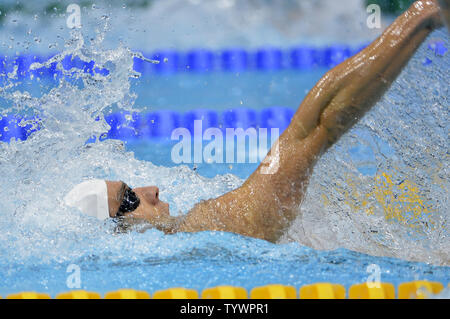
[{"x1": 176, "y1": 1, "x2": 444, "y2": 241}]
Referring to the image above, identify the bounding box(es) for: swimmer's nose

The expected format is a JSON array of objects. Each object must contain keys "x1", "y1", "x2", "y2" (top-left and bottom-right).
[{"x1": 140, "y1": 186, "x2": 160, "y2": 205}]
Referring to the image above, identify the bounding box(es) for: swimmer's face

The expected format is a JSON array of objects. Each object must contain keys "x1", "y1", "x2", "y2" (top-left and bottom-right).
[{"x1": 105, "y1": 181, "x2": 170, "y2": 222}]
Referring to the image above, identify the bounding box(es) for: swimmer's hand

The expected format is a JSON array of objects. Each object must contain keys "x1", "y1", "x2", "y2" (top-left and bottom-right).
[
  {"x1": 408, "y1": 1, "x2": 443, "y2": 29},
  {"x1": 437, "y1": 0, "x2": 450, "y2": 30}
]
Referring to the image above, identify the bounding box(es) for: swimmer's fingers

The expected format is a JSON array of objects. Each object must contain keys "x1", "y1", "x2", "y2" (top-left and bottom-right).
[{"x1": 437, "y1": 0, "x2": 450, "y2": 30}]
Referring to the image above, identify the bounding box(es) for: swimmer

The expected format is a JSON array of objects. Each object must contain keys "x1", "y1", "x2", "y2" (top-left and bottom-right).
[{"x1": 65, "y1": 0, "x2": 447, "y2": 242}]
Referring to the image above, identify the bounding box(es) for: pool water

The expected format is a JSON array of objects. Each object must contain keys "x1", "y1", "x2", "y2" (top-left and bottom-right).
[{"x1": 0, "y1": 4, "x2": 449, "y2": 297}]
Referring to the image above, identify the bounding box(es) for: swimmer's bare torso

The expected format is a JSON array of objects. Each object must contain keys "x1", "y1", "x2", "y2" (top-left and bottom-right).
[{"x1": 107, "y1": 0, "x2": 447, "y2": 242}]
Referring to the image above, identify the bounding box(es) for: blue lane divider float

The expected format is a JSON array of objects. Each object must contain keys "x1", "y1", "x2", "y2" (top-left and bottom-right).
[
  {"x1": 0, "y1": 107, "x2": 296, "y2": 143},
  {"x1": 1, "y1": 43, "x2": 369, "y2": 79}
]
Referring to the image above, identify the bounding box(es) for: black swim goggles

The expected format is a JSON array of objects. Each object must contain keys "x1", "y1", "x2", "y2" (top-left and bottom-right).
[{"x1": 116, "y1": 182, "x2": 141, "y2": 217}]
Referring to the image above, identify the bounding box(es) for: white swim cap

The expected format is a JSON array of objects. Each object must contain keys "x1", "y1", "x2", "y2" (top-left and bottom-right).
[{"x1": 64, "y1": 179, "x2": 110, "y2": 220}]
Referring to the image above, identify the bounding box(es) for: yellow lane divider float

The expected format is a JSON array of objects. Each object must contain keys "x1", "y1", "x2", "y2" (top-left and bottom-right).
[
  {"x1": 6, "y1": 292, "x2": 51, "y2": 299},
  {"x1": 56, "y1": 290, "x2": 101, "y2": 299},
  {"x1": 153, "y1": 287, "x2": 199, "y2": 299},
  {"x1": 3, "y1": 280, "x2": 446, "y2": 299},
  {"x1": 202, "y1": 286, "x2": 248, "y2": 299},
  {"x1": 105, "y1": 289, "x2": 150, "y2": 299}
]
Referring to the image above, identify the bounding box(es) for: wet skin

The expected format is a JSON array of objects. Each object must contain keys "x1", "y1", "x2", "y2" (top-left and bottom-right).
[{"x1": 106, "y1": 1, "x2": 445, "y2": 242}]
